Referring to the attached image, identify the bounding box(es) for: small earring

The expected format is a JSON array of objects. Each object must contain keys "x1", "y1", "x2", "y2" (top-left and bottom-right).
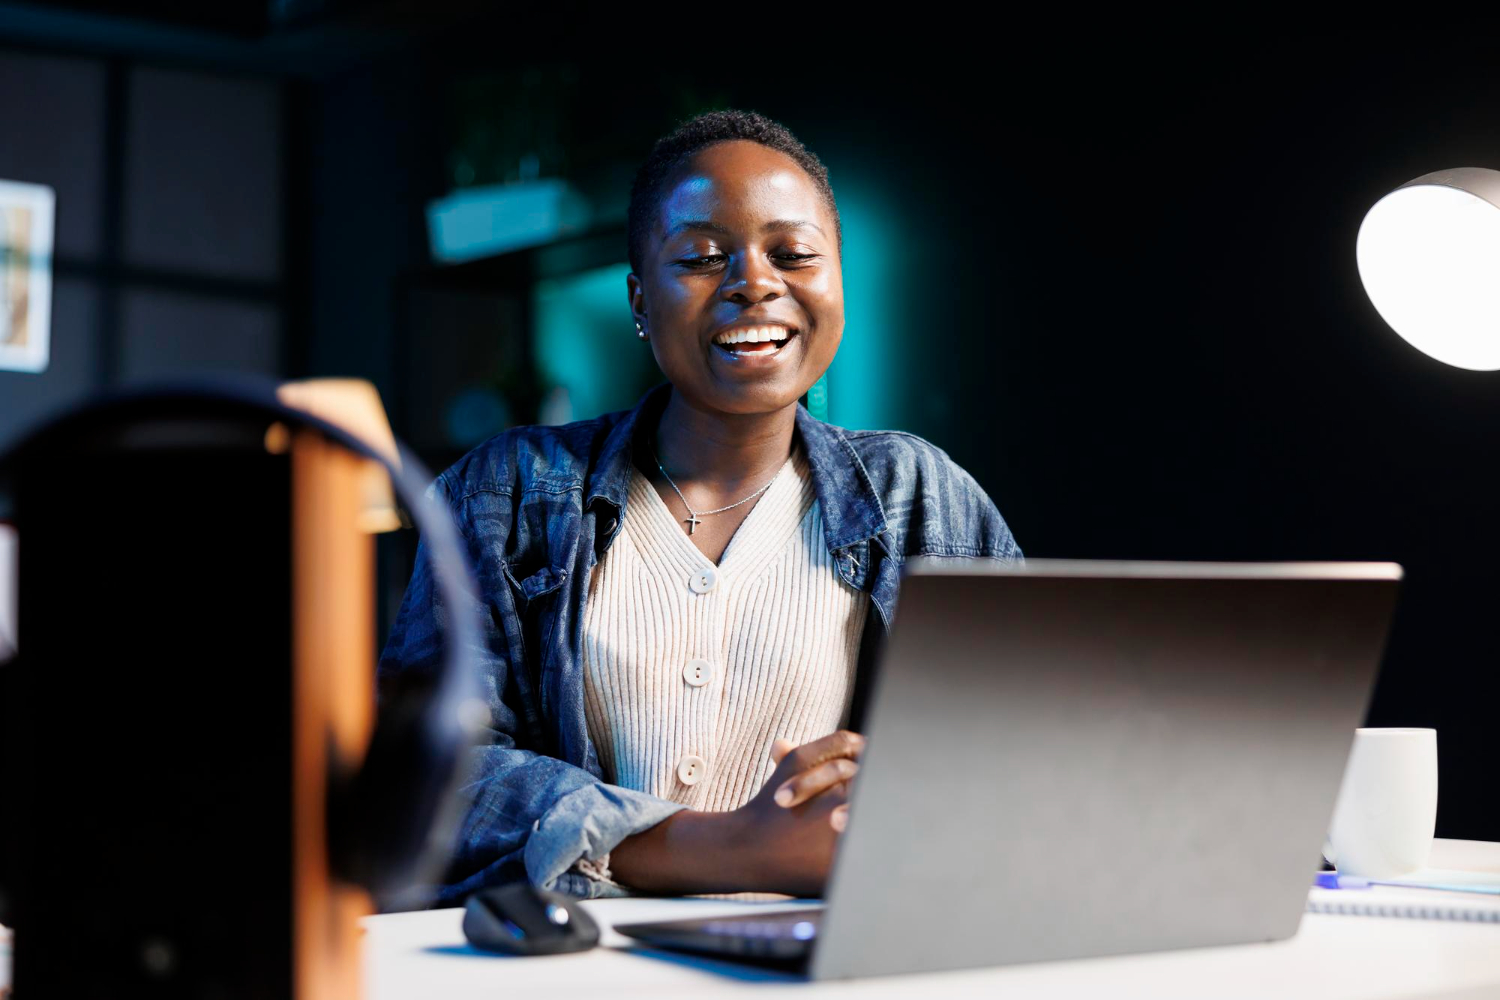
[{"x1": 636, "y1": 321, "x2": 648, "y2": 341}]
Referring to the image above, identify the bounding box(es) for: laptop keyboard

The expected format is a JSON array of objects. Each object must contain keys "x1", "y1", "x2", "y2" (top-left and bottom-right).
[
  {"x1": 699, "y1": 910, "x2": 822, "y2": 940},
  {"x1": 615, "y1": 907, "x2": 824, "y2": 963}
]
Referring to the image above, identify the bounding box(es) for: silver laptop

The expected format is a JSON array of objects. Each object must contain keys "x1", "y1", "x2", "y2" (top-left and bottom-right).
[{"x1": 616, "y1": 559, "x2": 1403, "y2": 980}]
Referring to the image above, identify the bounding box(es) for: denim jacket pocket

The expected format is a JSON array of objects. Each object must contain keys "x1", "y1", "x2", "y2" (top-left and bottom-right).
[
  {"x1": 502, "y1": 563, "x2": 568, "y2": 608},
  {"x1": 502, "y1": 561, "x2": 570, "y2": 724}
]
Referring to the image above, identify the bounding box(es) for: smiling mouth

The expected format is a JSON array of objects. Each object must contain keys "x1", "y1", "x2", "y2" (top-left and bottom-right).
[{"x1": 711, "y1": 324, "x2": 799, "y2": 359}]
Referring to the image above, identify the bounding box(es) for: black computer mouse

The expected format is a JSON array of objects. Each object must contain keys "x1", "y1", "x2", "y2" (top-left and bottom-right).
[{"x1": 462, "y1": 882, "x2": 600, "y2": 956}]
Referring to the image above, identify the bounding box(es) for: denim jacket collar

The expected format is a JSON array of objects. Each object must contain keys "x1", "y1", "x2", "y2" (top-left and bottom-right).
[{"x1": 582, "y1": 381, "x2": 890, "y2": 558}]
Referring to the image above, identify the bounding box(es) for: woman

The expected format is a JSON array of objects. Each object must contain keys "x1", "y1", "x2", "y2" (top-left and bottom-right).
[{"x1": 380, "y1": 109, "x2": 1022, "y2": 906}]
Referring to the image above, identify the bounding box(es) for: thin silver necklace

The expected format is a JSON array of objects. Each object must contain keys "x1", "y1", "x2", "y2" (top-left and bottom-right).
[{"x1": 651, "y1": 442, "x2": 783, "y2": 535}]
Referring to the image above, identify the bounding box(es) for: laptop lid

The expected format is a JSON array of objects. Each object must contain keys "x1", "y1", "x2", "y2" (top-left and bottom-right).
[{"x1": 809, "y1": 559, "x2": 1401, "y2": 980}]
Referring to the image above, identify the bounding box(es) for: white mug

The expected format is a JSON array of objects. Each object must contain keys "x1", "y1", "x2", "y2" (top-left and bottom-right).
[{"x1": 1324, "y1": 728, "x2": 1437, "y2": 877}]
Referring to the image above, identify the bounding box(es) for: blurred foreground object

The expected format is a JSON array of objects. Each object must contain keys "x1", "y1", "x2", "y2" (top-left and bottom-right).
[
  {"x1": 0, "y1": 522, "x2": 13, "y2": 659},
  {"x1": 277, "y1": 378, "x2": 404, "y2": 533},
  {"x1": 1357, "y1": 167, "x2": 1500, "y2": 370},
  {"x1": 0, "y1": 382, "x2": 480, "y2": 998}
]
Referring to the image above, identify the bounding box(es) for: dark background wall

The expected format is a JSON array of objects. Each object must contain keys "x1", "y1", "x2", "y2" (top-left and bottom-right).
[
  {"x1": 1, "y1": 14, "x2": 1495, "y2": 840},
  {"x1": 0, "y1": 48, "x2": 285, "y2": 451}
]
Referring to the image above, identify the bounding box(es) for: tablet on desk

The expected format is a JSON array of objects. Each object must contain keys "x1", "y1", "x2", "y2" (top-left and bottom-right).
[{"x1": 616, "y1": 559, "x2": 1403, "y2": 980}]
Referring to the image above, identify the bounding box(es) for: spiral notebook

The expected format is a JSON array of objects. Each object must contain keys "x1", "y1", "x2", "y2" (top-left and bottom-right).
[{"x1": 1308, "y1": 883, "x2": 1500, "y2": 922}]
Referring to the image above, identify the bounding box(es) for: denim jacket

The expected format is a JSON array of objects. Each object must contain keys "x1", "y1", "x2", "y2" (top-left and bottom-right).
[{"x1": 378, "y1": 381, "x2": 1022, "y2": 907}]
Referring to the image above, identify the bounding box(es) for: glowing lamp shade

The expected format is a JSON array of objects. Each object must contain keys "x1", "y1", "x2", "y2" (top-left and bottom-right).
[{"x1": 1356, "y1": 167, "x2": 1500, "y2": 371}]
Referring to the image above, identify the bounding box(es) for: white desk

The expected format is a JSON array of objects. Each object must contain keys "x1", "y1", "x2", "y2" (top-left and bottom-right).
[{"x1": 365, "y1": 839, "x2": 1500, "y2": 999}]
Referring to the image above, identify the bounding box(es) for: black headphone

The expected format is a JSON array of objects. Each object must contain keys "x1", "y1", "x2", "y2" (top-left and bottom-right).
[{"x1": 0, "y1": 378, "x2": 482, "y2": 902}]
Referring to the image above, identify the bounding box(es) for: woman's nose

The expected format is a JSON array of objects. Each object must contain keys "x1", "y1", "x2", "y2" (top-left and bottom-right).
[{"x1": 719, "y1": 251, "x2": 783, "y2": 302}]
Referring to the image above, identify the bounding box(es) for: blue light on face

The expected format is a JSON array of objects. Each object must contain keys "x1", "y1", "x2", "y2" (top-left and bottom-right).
[{"x1": 792, "y1": 921, "x2": 816, "y2": 941}]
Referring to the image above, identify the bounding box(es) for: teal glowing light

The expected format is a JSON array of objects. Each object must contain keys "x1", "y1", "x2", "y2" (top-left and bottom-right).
[
  {"x1": 804, "y1": 373, "x2": 829, "y2": 421},
  {"x1": 822, "y1": 181, "x2": 894, "y2": 430},
  {"x1": 533, "y1": 263, "x2": 660, "y2": 422}
]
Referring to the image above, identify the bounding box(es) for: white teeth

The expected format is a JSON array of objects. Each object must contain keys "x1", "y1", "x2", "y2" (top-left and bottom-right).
[{"x1": 714, "y1": 325, "x2": 793, "y2": 345}]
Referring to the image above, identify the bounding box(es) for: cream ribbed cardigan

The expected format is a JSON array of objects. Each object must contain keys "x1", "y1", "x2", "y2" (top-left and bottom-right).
[{"x1": 581, "y1": 444, "x2": 869, "y2": 818}]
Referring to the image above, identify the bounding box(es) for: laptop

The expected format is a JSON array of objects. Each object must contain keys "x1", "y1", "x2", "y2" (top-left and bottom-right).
[{"x1": 615, "y1": 559, "x2": 1403, "y2": 980}]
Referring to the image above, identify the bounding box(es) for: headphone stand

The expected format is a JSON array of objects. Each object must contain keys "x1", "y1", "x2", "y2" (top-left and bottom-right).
[
  {"x1": 291, "y1": 427, "x2": 377, "y2": 1000},
  {"x1": 3, "y1": 398, "x2": 388, "y2": 998}
]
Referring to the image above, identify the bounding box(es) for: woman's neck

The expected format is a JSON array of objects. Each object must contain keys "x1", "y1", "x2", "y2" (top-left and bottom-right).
[{"x1": 650, "y1": 388, "x2": 798, "y2": 496}]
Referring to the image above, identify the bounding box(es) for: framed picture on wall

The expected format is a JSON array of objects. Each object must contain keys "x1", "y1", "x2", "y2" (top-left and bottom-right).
[{"x1": 0, "y1": 179, "x2": 55, "y2": 374}]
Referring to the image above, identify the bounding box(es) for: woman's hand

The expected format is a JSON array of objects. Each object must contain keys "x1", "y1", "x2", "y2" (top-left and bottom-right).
[
  {"x1": 608, "y1": 729, "x2": 864, "y2": 897},
  {"x1": 726, "y1": 729, "x2": 864, "y2": 896},
  {"x1": 766, "y1": 730, "x2": 862, "y2": 830}
]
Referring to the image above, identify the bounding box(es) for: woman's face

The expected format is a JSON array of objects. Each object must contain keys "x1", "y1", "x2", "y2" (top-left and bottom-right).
[{"x1": 628, "y1": 140, "x2": 844, "y2": 417}]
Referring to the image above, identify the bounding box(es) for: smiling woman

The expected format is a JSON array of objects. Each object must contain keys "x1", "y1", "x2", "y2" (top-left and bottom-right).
[
  {"x1": 627, "y1": 126, "x2": 844, "y2": 427},
  {"x1": 377, "y1": 109, "x2": 1024, "y2": 908}
]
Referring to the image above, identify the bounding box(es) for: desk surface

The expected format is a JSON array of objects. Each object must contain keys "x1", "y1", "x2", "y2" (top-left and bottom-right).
[{"x1": 365, "y1": 839, "x2": 1500, "y2": 999}]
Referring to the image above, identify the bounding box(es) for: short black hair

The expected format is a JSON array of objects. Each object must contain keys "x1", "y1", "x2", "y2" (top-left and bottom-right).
[{"x1": 626, "y1": 109, "x2": 843, "y2": 276}]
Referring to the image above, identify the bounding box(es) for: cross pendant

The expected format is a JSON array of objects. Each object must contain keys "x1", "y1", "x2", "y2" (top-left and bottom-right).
[{"x1": 684, "y1": 513, "x2": 702, "y2": 534}]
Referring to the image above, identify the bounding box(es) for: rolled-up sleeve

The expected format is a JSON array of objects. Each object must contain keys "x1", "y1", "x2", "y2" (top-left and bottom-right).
[{"x1": 526, "y1": 783, "x2": 688, "y2": 898}]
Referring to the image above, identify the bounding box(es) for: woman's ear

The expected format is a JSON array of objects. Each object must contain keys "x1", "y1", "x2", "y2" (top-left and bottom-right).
[{"x1": 626, "y1": 272, "x2": 648, "y2": 333}]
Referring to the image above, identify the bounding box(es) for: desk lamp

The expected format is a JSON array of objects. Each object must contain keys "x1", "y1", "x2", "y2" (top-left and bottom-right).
[{"x1": 1356, "y1": 167, "x2": 1500, "y2": 369}]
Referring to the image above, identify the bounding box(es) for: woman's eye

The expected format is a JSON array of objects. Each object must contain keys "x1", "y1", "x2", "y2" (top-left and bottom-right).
[{"x1": 679, "y1": 253, "x2": 816, "y2": 269}]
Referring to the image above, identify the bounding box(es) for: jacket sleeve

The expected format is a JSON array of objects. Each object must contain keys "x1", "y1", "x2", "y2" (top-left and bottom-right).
[
  {"x1": 906, "y1": 436, "x2": 1022, "y2": 562},
  {"x1": 377, "y1": 472, "x2": 686, "y2": 907},
  {"x1": 952, "y1": 461, "x2": 1024, "y2": 563}
]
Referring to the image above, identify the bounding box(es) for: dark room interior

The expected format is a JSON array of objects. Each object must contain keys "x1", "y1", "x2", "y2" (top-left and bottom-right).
[{"x1": 2, "y1": 8, "x2": 1498, "y2": 995}]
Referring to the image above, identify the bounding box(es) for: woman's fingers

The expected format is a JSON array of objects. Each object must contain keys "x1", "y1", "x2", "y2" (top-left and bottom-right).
[
  {"x1": 774, "y1": 757, "x2": 859, "y2": 808},
  {"x1": 768, "y1": 738, "x2": 796, "y2": 764},
  {"x1": 772, "y1": 730, "x2": 865, "y2": 785}
]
